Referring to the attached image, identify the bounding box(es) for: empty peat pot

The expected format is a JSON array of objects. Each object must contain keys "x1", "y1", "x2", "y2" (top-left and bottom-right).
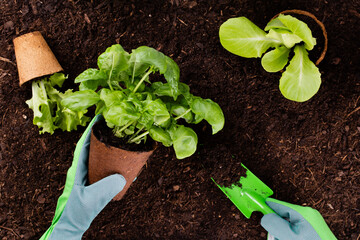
[
  {"x1": 13, "y1": 31, "x2": 63, "y2": 86},
  {"x1": 88, "y1": 122, "x2": 155, "y2": 201}
]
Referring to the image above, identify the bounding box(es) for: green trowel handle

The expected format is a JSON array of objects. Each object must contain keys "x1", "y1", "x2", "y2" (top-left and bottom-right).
[
  {"x1": 243, "y1": 189, "x2": 276, "y2": 215},
  {"x1": 260, "y1": 202, "x2": 276, "y2": 215}
]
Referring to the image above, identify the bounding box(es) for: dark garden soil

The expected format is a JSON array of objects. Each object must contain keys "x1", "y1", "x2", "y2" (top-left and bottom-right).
[
  {"x1": 0, "y1": 0, "x2": 359, "y2": 239},
  {"x1": 92, "y1": 119, "x2": 155, "y2": 152}
]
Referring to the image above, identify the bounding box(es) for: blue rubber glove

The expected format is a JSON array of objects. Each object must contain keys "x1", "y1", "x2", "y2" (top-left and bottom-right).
[
  {"x1": 40, "y1": 115, "x2": 126, "y2": 240},
  {"x1": 261, "y1": 198, "x2": 337, "y2": 240}
]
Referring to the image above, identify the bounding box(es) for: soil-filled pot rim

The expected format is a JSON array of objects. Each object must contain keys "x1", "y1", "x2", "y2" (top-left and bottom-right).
[{"x1": 88, "y1": 122, "x2": 156, "y2": 201}]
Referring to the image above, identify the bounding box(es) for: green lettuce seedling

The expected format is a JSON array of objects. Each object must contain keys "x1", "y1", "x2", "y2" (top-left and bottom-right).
[
  {"x1": 26, "y1": 73, "x2": 89, "y2": 134},
  {"x1": 219, "y1": 14, "x2": 321, "y2": 102},
  {"x1": 61, "y1": 44, "x2": 225, "y2": 159}
]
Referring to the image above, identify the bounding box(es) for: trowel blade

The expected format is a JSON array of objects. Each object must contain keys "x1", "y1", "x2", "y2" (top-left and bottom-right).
[{"x1": 214, "y1": 164, "x2": 274, "y2": 219}]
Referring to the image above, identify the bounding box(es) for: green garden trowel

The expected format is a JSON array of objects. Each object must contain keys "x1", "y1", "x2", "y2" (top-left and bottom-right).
[
  {"x1": 214, "y1": 164, "x2": 337, "y2": 240},
  {"x1": 213, "y1": 163, "x2": 275, "y2": 218},
  {"x1": 213, "y1": 163, "x2": 276, "y2": 239}
]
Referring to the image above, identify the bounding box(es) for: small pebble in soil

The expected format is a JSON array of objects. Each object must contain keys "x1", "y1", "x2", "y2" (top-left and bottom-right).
[
  {"x1": 327, "y1": 203, "x2": 334, "y2": 210},
  {"x1": 21, "y1": 5, "x2": 29, "y2": 15},
  {"x1": 173, "y1": 185, "x2": 180, "y2": 191},
  {"x1": 4, "y1": 21, "x2": 14, "y2": 30},
  {"x1": 188, "y1": 1, "x2": 197, "y2": 8},
  {"x1": 331, "y1": 57, "x2": 341, "y2": 65},
  {"x1": 157, "y1": 177, "x2": 164, "y2": 186},
  {"x1": 334, "y1": 177, "x2": 342, "y2": 182},
  {"x1": 37, "y1": 194, "x2": 46, "y2": 204}
]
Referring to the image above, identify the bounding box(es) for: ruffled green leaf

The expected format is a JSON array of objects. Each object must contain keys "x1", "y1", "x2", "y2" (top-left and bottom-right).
[
  {"x1": 219, "y1": 17, "x2": 281, "y2": 58},
  {"x1": 26, "y1": 77, "x2": 90, "y2": 134},
  {"x1": 54, "y1": 107, "x2": 89, "y2": 132},
  {"x1": 45, "y1": 88, "x2": 90, "y2": 132},
  {"x1": 277, "y1": 14, "x2": 316, "y2": 50},
  {"x1": 261, "y1": 46, "x2": 290, "y2": 72},
  {"x1": 280, "y1": 45, "x2": 321, "y2": 102},
  {"x1": 26, "y1": 80, "x2": 57, "y2": 134},
  {"x1": 49, "y1": 73, "x2": 67, "y2": 87}
]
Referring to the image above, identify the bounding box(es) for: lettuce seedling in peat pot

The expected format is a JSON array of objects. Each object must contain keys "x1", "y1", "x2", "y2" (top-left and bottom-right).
[
  {"x1": 26, "y1": 73, "x2": 90, "y2": 134},
  {"x1": 219, "y1": 10, "x2": 328, "y2": 102},
  {"x1": 12, "y1": 31, "x2": 89, "y2": 134},
  {"x1": 62, "y1": 44, "x2": 225, "y2": 200}
]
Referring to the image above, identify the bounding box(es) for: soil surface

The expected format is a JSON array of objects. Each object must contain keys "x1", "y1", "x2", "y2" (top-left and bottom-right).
[
  {"x1": 92, "y1": 119, "x2": 155, "y2": 152},
  {"x1": 1, "y1": 0, "x2": 359, "y2": 239}
]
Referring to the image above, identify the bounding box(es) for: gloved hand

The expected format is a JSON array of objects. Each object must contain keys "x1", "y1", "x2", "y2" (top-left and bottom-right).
[
  {"x1": 261, "y1": 198, "x2": 337, "y2": 240},
  {"x1": 40, "y1": 115, "x2": 126, "y2": 240}
]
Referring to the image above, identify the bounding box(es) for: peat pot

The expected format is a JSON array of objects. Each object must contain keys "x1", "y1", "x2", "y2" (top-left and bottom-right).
[
  {"x1": 13, "y1": 31, "x2": 63, "y2": 86},
  {"x1": 88, "y1": 123, "x2": 155, "y2": 201}
]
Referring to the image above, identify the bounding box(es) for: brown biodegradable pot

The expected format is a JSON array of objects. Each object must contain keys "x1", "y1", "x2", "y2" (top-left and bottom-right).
[
  {"x1": 88, "y1": 129, "x2": 155, "y2": 201},
  {"x1": 13, "y1": 31, "x2": 63, "y2": 86}
]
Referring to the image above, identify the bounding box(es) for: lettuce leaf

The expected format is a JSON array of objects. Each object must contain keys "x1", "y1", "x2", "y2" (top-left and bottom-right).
[
  {"x1": 279, "y1": 45, "x2": 321, "y2": 102},
  {"x1": 261, "y1": 46, "x2": 291, "y2": 72},
  {"x1": 26, "y1": 73, "x2": 90, "y2": 134},
  {"x1": 219, "y1": 17, "x2": 281, "y2": 58},
  {"x1": 277, "y1": 14, "x2": 316, "y2": 50},
  {"x1": 26, "y1": 80, "x2": 57, "y2": 134}
]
